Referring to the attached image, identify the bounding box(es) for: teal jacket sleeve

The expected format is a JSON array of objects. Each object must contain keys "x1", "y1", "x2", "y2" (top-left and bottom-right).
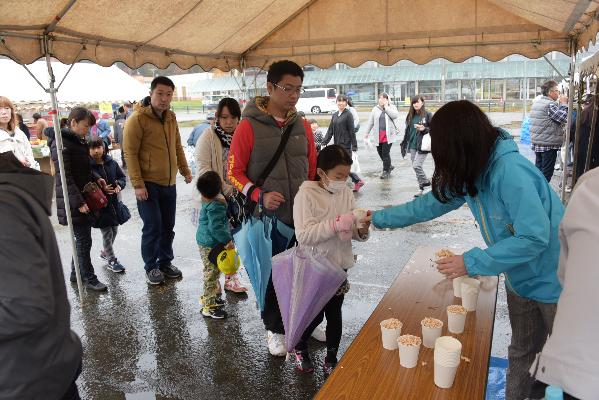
[
  {"x1": 463, "y1": 160, "x2": 556, "y2": 276},
  {"x1": 371, "y1": 191, "x2": 465, "y2": 229},
  {"x1": 207, "y1": 203, "x2": 232, "y2": 245}
]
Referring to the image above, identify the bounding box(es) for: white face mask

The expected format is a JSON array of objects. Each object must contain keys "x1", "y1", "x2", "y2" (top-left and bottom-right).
[{"x1": 321, "y1": 171, "x2": 346, "y2": 193}]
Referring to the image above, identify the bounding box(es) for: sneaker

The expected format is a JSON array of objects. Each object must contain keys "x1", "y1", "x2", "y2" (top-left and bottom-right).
[
  {"x1": 267, "y1": 331, "x2": 287, "y2": 357},
  {"x1": 390, "y1": 165, "x2": 395, "y2": 172},
  {"x1": 224, "y1": 274, "x2": 248, "y2": 293},
  {"x1": 146, "y1": 268, "x2": 165, "y2": 285},
  {"x1": 311, "y1": 325, "x2": 327, "y2": 342},
  {"x1": 200, "y1": 294, "x2": 225, "y2": 307},
  {"x1": 202, "y1": 305, "x2": 228, "y2": 319},
  {"x1": 379, "y1": 171, "x2": 390, "y2": 180},
  {"x1": 99, "y1": 250, "x2": 108, "y2": 261},
  {"x1": 69, "y1": 273, "x2": 77, "y2": 283},
  {"x1": 293, "y1": 349, "x2": 314, "y2": 373},
  {"x1": 159, "y1": 263, "x2": 182, "y2": 279},
  {"x1": 323, "y1": 357, "x2": 338, "y2": 375},
  {"x1": 107, "y1": 258, "x2": 125, "y2": 273},
  {"x1": 353, "y1": 180, "x2": 365, "y2": 192},
  {"x1": 85, "y1": 279, "x2": 108, "y2": 292}
]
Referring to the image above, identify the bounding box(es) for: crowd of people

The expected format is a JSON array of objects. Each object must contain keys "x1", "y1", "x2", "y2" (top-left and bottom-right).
[{"x1": 1, "y1": 59, "x2": 598, "y2": 400}]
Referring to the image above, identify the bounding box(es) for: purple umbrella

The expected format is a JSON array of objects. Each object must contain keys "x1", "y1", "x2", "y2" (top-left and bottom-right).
[{"x1": 272, "y1": 246, "x2": 348, "y2": 352}]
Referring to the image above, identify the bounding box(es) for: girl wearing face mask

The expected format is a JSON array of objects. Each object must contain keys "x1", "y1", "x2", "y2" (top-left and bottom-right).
[{"x1": 291, "y1": 144, "x2": 371, "y2": 375}]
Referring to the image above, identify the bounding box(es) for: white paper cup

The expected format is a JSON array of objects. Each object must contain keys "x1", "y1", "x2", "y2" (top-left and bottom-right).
[
  {"x1": 353, "y1": 208, "x2": 368, "y2": 229},
  {"x1": 380, "y1": 321, "x2": 402, "y2": 350},
  {"x1": 447, "y1": 306, "x2": 467, "y2": 334},
  {"x1": 452, "y1": 276, "x2": 467, "y2": 298},
  {"x1": 434, "y1": 362, "x2": 459, "y2": 388},
  {"x1": 461, "y1": 279, "x2": 481, "y2": 312},
  {"x1": 397, "y1": 335, "x2": 421, "y2": 368},
  {"x1": 434, "y1": 336, "x2": 462, "y2": 366},
  {"x1": 421, "y1": 318, "x2": 443, "y2": 349}
]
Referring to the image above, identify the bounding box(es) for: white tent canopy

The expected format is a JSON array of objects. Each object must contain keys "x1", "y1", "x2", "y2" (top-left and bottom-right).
[
  {"x1": 0, "y1": 59, "x2": 148, "y2": 103},
  {"x1": 1, "y1": 0, "x2": 599, "y2": 71}
]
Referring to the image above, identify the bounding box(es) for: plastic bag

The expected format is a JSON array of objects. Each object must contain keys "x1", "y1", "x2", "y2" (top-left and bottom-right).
[{"x1": 351, "y1": 151, "x2": 361, "y2": 173}]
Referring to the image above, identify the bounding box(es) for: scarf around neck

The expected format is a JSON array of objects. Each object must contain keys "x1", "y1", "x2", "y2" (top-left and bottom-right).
[{"x1": 214, "y1": 122, "x2": 233, "y2": 148}]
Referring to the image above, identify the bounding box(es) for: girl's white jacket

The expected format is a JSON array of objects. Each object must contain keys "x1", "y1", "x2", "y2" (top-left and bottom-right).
[
  {"x1": 532, "y1": 167, "x2": 599, "y2": 399},
  {"x1": 0, "y1": 127, "x2": 36, "y2": 168},
  {"x1": 293, "y1": 180, "x2": 368, "y2": 269}
]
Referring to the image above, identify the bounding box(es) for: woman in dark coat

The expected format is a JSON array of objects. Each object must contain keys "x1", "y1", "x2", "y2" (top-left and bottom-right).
[
  {"x1": 322, "y1": 94, "x2": 364, "y2": 192},
  {"x1": 49, "y1": 107, "x2": 108, "y2": 292}
]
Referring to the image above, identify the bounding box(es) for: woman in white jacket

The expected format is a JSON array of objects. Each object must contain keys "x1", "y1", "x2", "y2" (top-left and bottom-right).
[
  {"x1": 0, "y1": 96, "x2": 36, "y2": 169},
  {"x1": 292, "y1": 144, "x2": 370, "y2": 374},
  {"x1": 193, "y1": 98, "x2": 248, "y2": 294},
  {"x1": 531, "y1": 167, "x2": 599, "y2": 400},
  {"x1": 364, "y1": 93, "x2": 401, "y2": 179}
]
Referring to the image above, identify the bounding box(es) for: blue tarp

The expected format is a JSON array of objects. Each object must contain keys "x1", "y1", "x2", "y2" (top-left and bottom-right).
[{"x1": 486, "y1": 357, "x2": 508, "y2": 400}]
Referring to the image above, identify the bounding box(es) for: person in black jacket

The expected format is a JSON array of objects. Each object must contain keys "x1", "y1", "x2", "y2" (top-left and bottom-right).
[
  {"x1": 0, "y1": 151, "x2": 83, "y2": 400},
  {"x1": 49, "y1": 107, "x2": 108, "y2": 292},
  {"x1": 89, "y1": 137, "x2": 128, "y2": 273},
  {"x1": 322, "y1": 94, "x2": 365, "y2": 192},
  {"x1": 16, "y1": 113, "x2": 30, "y2": 139},
  {"x1": 401, "y1": 95, "x2": 433, "y2": 196}
]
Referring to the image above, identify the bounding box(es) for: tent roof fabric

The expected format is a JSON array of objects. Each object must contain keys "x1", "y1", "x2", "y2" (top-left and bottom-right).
[
  {"x1": 0, "y1": 0, "x2": 598, "y2": 70},
  {"x1": 191, "y1": 59, "x2": 571, "y2": 93}
]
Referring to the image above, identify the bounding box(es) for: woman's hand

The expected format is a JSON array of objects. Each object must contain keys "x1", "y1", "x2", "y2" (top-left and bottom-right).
[
  {"x1": 79, "y1": 203, "x2": 90, "y2": 214},
  {"x1": 415, "y1": 124, "x2": 425, "y2": 131},
  {"x1": 436, "y1": 255, "x2": 467, "y2": 278},
  {"x1": 225, "y1": 241, "x2": 235, "y2": 250},
  {"x1": 114, "y1": 184, "x2": 121, "y2": 193}
]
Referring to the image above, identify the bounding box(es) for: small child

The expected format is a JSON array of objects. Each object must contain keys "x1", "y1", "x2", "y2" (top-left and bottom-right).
[
  {"x1": 309, "y1": 118, "x2": 324, "y2": 152},
  {"x1": 196, "y1": 171, "x2": 234, "y2": 320},
  {"x1": 89, "y1": 137, "x2": 127, "y2": 273},
  {"x1": 292, "y1": 144, "x2": 371, "y2": 374}
]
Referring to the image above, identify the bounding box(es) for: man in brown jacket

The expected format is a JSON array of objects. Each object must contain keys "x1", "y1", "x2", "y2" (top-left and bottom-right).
[{"x1": 124, "y1": 76, "x2": 192, "y2": 285}]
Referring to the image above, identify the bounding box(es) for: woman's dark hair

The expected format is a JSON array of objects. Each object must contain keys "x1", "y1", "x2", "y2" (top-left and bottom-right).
[
  {"x1": 118, "y1": 105, "x2": 125, "y2": 114},
  {"x1": 347, "y1": 97, "x2": 354, "y2": 107},
  {"x1": 67, "y1": 107, "x2": 95, "y2": 127},
  {"x1": 315, "y1": 144, "x2": 353, "y2": 180},
  {"x1": 267, "y1": 60, "x2": 304, "y2": 84},
  {"x1": 405, "y1": 95, "x2": 426, "y2": 124},
  {"x1": 32, "y1": 112, "x2": 42, "y2": 120},
  {"x1": 141, "y1": 96, "x2": 151, "y2": 107},
  {"x1": 336, "y1": 94, "x2": 348, "y2": 103},
  {"x1": 196, "y1": 171, "x2": 222, "y2": 199},
  {"x1": 150, "y1": 76, "x2": 175, "y2": 91},
  {"x1": 59, "y1": 117, "x2": 68, "y2": 129},
  {"x1": 216, "y1": 97, "x2": 241, "y2": 120},
  {"x1": 379, "y1": 92, "x2": 390, "y2": 100},
  {"x1": 541, "y1": 80, "x2": 558, "y2": 96},
  {"x1": 16, "y1": 113, "x2": 24, "y2": 124},
  {"x1": 430, "y1": 100, "x2": 499, "y2": 203},
  {"x1": 88, "y1": 137, "x2": 105, "y2": 150}
]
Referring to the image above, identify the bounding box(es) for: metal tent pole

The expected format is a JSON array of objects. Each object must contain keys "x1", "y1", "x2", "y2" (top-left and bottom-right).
[
  {"x1": 43, "y1": 35, "x2": 85, "y2": 299},
  {"x1": 561, "y1": 44, "x2": 577, "y2": 202}
]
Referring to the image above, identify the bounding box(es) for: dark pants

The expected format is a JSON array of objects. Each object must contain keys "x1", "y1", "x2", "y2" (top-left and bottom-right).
[
  {"x1": 261, "y1": 227, "x2": 296, "y2": 334},
  {"x1": 506, "y1": 290, "x2": 557, "y2": 400},
  {"x1": 137, "y1": 181, "x2": 177, "y2": 272},
  {"x1": 296, "y1": 291, "x2": 345, "y2": 359},
  {"x1": 376, "y1": 142, "x2": 393, "y2": 172},
  {"x1": 59, "y1": 364, "x2": 81, "y2": 400},
  {"x1": 535, "y1": 149, "x2": 558, "y2": 182},
  {"x1": 71, "y1": 223, "x2": 97, "y2": 283}
]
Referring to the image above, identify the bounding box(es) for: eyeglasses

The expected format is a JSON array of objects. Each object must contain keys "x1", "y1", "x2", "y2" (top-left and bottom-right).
[
  {"x1": 273, "y1": 83, "x2": 305, "y2": 94},
  {"x1": 549, "y1": 88, "x2": 560, "y2": 93}
]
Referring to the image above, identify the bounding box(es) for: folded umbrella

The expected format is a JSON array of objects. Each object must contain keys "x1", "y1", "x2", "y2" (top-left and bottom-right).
[{"x1": 272, "y1": 246, "x2": 347, "y2": 351}]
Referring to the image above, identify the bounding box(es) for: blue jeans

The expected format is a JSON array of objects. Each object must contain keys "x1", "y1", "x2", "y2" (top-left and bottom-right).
[
  {"x1": 535, "y1": 149, "x2": 558, "y2": 182},
  {"x1": 137, "y1": 182, "x2": 177, "y2": 272}
]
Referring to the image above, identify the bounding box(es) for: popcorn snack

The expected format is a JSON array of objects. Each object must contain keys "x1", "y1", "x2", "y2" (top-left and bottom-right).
[
  {"x1": 447, "y1": 305, "x2": 468, "y2": 315},
  {"x1": 397, "y1": 334, "x2": 422, "y2": 346},
  {"x1": 436, "y1": 249, "x2": 455, "y2": 258},
  {"x1": 381, "y1": 318, "x2": 403, "y2": 329},
  {"x1": 421, "y1": 317, "x2": 443, "y2": 329}
]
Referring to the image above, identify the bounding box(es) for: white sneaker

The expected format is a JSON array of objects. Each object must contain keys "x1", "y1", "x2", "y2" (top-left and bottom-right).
[
  {"x1": 267, "y1": 331, "x2": 287, "y2": 356},
  {"x1": 311, "y1": 324, "x2": 327, "y2": 342}
]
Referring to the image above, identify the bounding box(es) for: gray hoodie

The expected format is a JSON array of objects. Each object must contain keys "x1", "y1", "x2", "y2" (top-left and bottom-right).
[{"x1": 0, "y1": 154, "x2": 82, "y2": 400}]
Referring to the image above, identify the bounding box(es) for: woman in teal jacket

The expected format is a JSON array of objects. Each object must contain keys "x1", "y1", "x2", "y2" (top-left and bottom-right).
[{"x1": 370, "y1": 101, "x2": 563, "y2": 400}]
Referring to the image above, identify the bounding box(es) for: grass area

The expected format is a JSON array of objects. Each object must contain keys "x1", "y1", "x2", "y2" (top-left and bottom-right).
[
  {"x1": 171, "y1": 100, "x2": 203, "y2": 107},
  {"x1": 178, "y1": 120, "x2": 204, "y2": 128}
]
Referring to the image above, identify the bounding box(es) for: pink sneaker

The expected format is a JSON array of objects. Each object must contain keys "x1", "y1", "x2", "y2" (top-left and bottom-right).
[
  {"x1": 353, "y1": 180, "x2": 365, "y2": 192},
  {"x1": 224, "y1": 274, "x2": 248, "y2": 293}
]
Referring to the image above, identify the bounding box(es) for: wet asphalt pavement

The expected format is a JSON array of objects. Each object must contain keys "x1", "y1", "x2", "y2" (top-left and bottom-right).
[{"x1": 52, "y1": 124, "x2": 513, "y2": 400}]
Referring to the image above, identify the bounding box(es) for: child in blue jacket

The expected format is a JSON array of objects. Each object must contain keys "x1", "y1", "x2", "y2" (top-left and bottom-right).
[
  {"x1": 369, "y1": 101, "x2": 564, "y2": 400},
  {"x1": 196, "y1": 171, "x2": 234, "y2": 319}
]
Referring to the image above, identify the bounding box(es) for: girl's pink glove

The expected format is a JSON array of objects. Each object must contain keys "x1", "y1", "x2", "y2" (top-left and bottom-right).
[{"x1": 330, "y1": 213, "x2": 355, "y2": 241}]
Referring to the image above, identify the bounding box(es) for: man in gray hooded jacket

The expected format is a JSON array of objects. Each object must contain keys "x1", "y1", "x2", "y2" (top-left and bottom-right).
[{"x1": 0, "y1": 151, "x2": 82, "y2": 400}]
